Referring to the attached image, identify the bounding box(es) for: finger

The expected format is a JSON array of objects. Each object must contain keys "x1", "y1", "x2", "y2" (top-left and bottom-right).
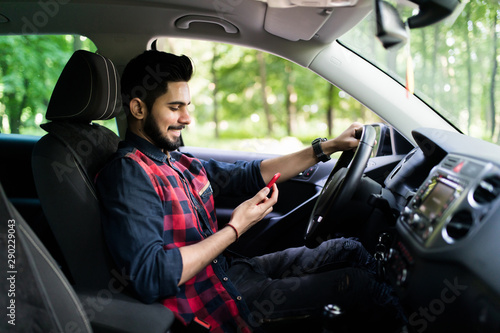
[
  {"x1": 260, "y1": 184, "x2": 278, "y2": 207},
  {"x1": 354, "y1": 127, "x2": 363, "y2": 140},
  {"x1": 352, "y1": 121, "x2": 363, "y2": 130},
  {"x1": 262, "y1": 205, "x2": 274, "y2": 217},
  {"x1": 269, "y1": 183, "x2": 279, "y2": 202},
  {"x1": 253, "y1": 186, "x2": 271, "y2": 205},
  {"x1": 350, "y1": 121, "x2": 362, "y2": 134}
]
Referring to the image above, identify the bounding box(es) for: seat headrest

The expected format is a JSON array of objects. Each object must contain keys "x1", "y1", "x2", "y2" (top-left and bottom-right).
[{"x1": 46, "y1": 50, "x2": 122, "y2": 122}]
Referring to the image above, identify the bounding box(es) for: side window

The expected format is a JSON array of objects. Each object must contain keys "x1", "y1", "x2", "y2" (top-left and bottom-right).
[
  {"x1": 157, "y1": 38, "x2": 382, "y2": 155},
  {"x1": 0, "y1": 35, "x2": 117, "y2": 136}
]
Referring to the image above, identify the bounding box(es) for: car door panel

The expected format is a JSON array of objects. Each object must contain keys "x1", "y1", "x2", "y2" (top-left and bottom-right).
[{"x1": 179, "y1": 146, "x2": 404, "y2": 256}]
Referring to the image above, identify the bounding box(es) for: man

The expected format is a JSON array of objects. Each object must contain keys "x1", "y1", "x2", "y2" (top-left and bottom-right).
[{"x1": 96, "y1": 50, "x2": 403, "y2": 332}]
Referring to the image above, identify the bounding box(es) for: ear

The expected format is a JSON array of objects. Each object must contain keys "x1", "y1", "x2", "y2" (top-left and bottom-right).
[{"x1": 129, "y1": 98, "x2": 147, "y2": 120}]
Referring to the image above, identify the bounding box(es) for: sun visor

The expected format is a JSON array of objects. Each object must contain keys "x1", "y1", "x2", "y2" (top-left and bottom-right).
[
  {"x1": 258, "y1": 0, "x2": 359, "y2": 41},
  {"x1": 263, "y1": 6, "x2": 333, "y2": 41},
  {"x1": 259, "y1": 0, "x2": 358, "y2": 7}
]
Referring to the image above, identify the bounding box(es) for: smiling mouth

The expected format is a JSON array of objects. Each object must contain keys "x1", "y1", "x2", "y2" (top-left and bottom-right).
[{"x1": 169, "y1": 126, "x2": 185, "y2": 137}]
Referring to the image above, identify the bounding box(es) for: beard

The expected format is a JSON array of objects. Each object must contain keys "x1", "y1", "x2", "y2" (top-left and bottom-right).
[{"x1": 143, "y1": 114, "x2": 182, "y2": 151}]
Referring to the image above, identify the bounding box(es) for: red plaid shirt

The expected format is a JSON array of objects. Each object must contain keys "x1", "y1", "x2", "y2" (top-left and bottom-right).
[{"x1": 97, "y1": 132, "x2": 264, "y2": 332}]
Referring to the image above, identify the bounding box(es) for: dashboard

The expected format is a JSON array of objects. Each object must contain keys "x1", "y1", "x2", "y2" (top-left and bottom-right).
[
  {"x1": 382, "y1": 128, "x2": 500, "y2": 332},
  {"x1": 185, "y1": 126, "x2": 500, "y2": 331}
]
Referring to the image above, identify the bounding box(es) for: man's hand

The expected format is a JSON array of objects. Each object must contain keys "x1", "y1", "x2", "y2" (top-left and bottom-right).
[
  {"x1": 324, "y1": 122, "x2": 363, "y2": 154},
  {"x1": 229, "y1": 184, "x2": 279, "y2": 237},
  {"x1": 177, "y1": 184, "x2": 278, "y2": 285}
]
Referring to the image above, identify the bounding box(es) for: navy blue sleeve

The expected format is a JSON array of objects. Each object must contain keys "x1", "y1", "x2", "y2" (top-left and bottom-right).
[
  {"x1": 201, "y1": 159, "x2": 266, "y2": 198},
  {"x1": 96, "y1": 157, "x2": 182, "y2": 303}
]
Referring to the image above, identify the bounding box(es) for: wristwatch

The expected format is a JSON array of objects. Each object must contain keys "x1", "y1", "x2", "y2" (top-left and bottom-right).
[{"x1": 312, "y1": 137, "x2": 331, "y2": 163}]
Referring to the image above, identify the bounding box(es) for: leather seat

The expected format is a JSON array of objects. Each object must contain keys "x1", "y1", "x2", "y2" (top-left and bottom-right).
[{"x1": 32, "y1": 50, "x2": 174, "y2": 333}]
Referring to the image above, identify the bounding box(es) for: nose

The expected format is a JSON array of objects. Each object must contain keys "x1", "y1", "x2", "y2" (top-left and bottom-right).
[{"x1": 179, "y1": 107, "x2": 191, "y2": 125}]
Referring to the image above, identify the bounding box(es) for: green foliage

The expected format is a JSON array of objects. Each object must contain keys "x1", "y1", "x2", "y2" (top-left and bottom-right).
[
  {"x1": 0, "y1": 34, "x2": 380, "y2": 145},
  {"x1": 0, "y1": 35, "x2": 96, "y2": 134},
  {"x1": 164, "y1": 38, "x2": 374, "y2": 149},
  {"x1": 342, "y1": 1, "x2": 499, "y2": 144}
]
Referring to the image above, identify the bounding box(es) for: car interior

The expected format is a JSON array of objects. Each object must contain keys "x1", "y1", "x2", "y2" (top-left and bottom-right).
[
  {"x1": 1, "y1": 0, "x2": 500, "y2": 332},
  {"x1": 0, "y1": 181, "x2": 93, "y2": 333}
]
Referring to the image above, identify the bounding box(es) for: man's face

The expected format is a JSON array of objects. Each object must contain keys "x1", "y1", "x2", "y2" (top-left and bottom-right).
[{"x1": 143, "y1": 81, "x2": 191, "y2": 151}]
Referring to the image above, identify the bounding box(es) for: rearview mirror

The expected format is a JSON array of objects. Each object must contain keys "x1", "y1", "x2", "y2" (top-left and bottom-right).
[
  {"x1": 407, "y1": 0, "x2": 460, "y2": 29},
  {"x1": 375, "y1": 0, "x2": 408, "y2": 49},
  {"x1": 374, "y1": 0, "x2": 461, "y2": 49}
]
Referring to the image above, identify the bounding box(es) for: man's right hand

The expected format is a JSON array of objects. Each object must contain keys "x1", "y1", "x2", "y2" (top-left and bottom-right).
[
  {"x1": 229, "y1": 184, "x2": 279, "y2": 237},
  {"x1": 177, "y1": 184, "x2": 278, "y2": 285}
]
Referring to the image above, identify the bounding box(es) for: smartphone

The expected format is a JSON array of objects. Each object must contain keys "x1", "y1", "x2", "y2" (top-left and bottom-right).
[{"x1": 266, "y1": 173, "x2": 281, "y2": 189}]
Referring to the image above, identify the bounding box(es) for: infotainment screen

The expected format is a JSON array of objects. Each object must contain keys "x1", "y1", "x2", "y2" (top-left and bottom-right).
[{"x1": 418, "y1": 181, "x2": 456, "y2": 220}]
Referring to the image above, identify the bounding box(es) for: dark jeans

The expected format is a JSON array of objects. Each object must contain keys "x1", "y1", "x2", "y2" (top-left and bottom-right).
[{"x1": 226, "y1": 237, "x2": 404, "y2": 332}]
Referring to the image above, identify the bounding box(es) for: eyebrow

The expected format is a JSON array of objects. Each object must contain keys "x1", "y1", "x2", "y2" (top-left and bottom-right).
[{"x1": 167, "y1": 101, "x2": 191, "y2": 106}]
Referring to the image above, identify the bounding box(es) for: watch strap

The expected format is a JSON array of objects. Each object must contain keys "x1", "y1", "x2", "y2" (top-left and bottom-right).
[{"x1": 312, "y1": 138, "x2": 330, "y2": 163}]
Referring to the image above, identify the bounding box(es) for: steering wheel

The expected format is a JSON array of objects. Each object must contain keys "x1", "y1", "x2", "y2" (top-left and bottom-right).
[{"x1": 305, "y1": 125, "x2": 377, "y2": 247}]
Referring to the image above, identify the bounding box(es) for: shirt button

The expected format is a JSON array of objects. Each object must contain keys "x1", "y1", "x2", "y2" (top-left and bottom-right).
[
  {"x1": 213, "y1": 259, "x2": 218, "y2": 264},
  {"x1": 236, "y1": 296, "x2": 242, "y2": 301},
  {"x1": 223, "y1": 277, "x2": 228, "y2": 282}
]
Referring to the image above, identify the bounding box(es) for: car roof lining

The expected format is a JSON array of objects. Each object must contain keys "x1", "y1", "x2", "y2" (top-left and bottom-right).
[{"x1": 0, "y1": 0, "x2": 370, "y2": 66}]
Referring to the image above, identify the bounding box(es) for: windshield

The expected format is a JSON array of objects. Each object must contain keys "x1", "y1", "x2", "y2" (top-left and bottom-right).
[{"x1": 340, "y1": 1, "x2": 499, "y2": 145}]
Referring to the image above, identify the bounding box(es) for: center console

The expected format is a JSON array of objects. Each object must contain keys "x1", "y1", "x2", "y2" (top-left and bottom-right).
[
  {"x1": 384, "y1": 154, "x2": 500, "y2": 287},
  {"x1": 377, "y1": 131, "x2": 500, "y2": 332}
]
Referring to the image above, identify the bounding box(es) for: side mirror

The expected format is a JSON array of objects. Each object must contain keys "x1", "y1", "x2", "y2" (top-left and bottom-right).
[
  {"x1": 370, "y1": 123, "x2": 414, "y2": 157},
  {"x1": 374, "y1": 0, "x2": 408, "y2": 49}
]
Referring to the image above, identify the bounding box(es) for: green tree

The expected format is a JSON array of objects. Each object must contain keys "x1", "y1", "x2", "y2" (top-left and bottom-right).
[
  {"x1": 256, "y1": 51, "x2": 273, "y2": 135},
  {"x1": 0, "y1": 35, "x2": 96, "y2": 134}
]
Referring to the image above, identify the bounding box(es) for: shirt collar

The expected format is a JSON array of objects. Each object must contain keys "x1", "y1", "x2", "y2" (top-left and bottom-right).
[{"x1": 125, "y1": 130, "x2": 169, "y2": 163}]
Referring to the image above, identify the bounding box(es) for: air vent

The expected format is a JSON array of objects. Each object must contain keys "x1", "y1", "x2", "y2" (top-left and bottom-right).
[
  {"x1": 442, "y1": 156, "x2": 460, "y2": 170},
  {"x1": 390, "y1": 165, "x2": 402, "y2": 179},
  {"x1": 473, "y1": 175, "x2": 500, "y2": 204},
  {"x1": 402, "y1": 148, "x2": 417, "y2": 163},
  {"x1": 446, "y1": 210, "x2": 473, "y2": 240}
]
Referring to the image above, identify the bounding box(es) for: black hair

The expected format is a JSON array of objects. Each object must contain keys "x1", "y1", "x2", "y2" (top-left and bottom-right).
[{"x1": 120, "y1": 50, "x2": 193, "y2": 114}]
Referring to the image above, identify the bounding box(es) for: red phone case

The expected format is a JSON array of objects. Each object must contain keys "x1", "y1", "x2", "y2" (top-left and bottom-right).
[{"x1": 266, "y1": 173, "x2": 281, "y2": 188}]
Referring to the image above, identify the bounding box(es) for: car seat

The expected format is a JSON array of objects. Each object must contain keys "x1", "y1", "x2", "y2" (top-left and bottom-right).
[
  {"x1": 0, "y1": 181, "x2": 92, "y2": 333},
  {"x1": 31, "y1": 50, "x2": 174, "y2": 333}
]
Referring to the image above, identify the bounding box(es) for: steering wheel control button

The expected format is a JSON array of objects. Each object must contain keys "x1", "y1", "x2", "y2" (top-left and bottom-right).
[{"x1": 312, "y1": 137, "x2": 331, "y2": 163}]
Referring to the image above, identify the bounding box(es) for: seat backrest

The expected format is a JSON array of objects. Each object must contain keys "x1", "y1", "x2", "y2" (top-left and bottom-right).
[
  {"x1": 0, "y1": 181, "x2": 92, "y2": 333},
  {"x1": 31, "y1": 50, "x2": 175, "y2": 333},
  {"x1": 32, "y1": 50, "x2": 122, "y2": 291}
]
